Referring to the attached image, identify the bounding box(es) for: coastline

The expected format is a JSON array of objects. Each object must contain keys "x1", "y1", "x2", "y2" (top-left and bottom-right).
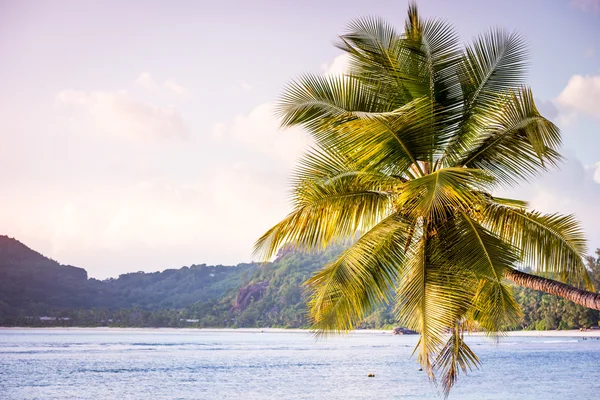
[
  {"x1": 466, "y1": 330, "x2": 600, "y2": 338},
  {"x1": 1, "y1": 326, "x2": 600, "y2": 337}
]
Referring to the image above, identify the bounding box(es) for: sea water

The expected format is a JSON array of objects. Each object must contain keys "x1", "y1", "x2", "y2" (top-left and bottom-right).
[{"x1": 1, "y1": 329, "x2": 599, "y2": 399}]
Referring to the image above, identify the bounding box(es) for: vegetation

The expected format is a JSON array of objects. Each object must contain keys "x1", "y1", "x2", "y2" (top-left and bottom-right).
[
  {"x1": 514, "y1": 251, "x2": 600, "y2": 330},
  {"x1": 0, "y1": 235, "x2": 256, "y2": 313},
  {"x1": 2, "y1": 235, "x2": 598, "y2": 331},
  {"x1": 0, "y1": 235, "x2": 341, "y2": 328},
  {"x1": 254, "y1": 3, "x2": 600, "y2": 394}
]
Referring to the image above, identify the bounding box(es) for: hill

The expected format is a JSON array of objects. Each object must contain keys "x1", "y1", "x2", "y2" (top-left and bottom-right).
[
  {"x1": 0, "y1": 235, "x2": 266, "y2": 315},
  {"x1": 0, "y1": 235, "x2": 599, "y2": 330},
  {"x1": 0, "y1": 236, "x2": 343, "y2": 327},
  {"x1": 0, "y1": 235, "x2": 88, "y2": 311}
]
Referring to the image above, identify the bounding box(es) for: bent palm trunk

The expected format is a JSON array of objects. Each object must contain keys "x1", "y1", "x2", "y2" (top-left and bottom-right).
[{"x1": 505, "y1": 268, "x2": 600, "y2": 311}]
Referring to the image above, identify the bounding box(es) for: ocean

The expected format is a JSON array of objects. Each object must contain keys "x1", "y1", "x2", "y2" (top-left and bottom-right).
[{"x1": 1, "y1": 329, "x2": 599, "y2": 399}]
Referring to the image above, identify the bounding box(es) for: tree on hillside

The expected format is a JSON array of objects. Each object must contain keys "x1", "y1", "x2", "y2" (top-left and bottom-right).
[{"x1": 255, "y1": 3, "x2": 600, "y2": 396}]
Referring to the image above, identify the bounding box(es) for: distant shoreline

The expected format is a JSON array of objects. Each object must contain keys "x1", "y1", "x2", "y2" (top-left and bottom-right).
[{"x1": 1, "y1": 326, "x2": 600, "y2": 337}]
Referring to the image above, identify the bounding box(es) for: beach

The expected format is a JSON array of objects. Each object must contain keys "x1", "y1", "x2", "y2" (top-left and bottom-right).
[{"x1": 2, "y1": 326, "x2": 600, "y2": 337}]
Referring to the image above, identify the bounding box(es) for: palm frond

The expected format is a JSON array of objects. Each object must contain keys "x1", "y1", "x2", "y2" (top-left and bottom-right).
[
  {"x1": 253, "y1": 180, "x2": 394, "y2": 260},
  {"x1": 277, "y1": 72, "x2": 441, "y2": 176},
  {"x1": 311, "y1": 96, "x2": 434, "y2": 174},
  {"x1": 436, "y1": 212, "x2": 522, "y2": 333},
  {"x1": 395, "y1": 234, "x2": 475, "y2": 377},
  {"x1": 487, "y1": 195, "x2": 528, "y2": 208},
  {"x1": 461, "y1": 28, "x2": 528, "y2": 110},
  {"x1": 397, "y1": 167, "x2": 493, "y2": 220},
  {"x1": 337, "y1": 16, "x2": 418, "y2": 105},
  {"x1": 306, "y1": 213, "x2": 412, "y2": 334},
  {"x1": 404, "y1": 3, "x2": 463, "y2": 105},
  {"x1": 441, "y1": 29, "x2": 528, "y2": 163},
  {"x1": 432, "y1": 323, "x2": 480, "y2": 398},
  {"x1": 479, "y1": 202, "x2": 591, "y2": 288},
  {"x1": 453, "y1": 212, "x2": 518, "y2": 280},
  {"x1": 277, "y1": 73, "x2": 391, "y2": 132},
  {"x1": 337, "y1": 6, "x2": 463, "y2": 163},
  {"x1": 471, "y1": 278, "x2": 522, "y2": 333},
  {"x1": 403, "y1": 5, "x2": 464, "y2": 162},
  {"x1": 455, "y1": 87, "x2": 562, "y2": 185}
]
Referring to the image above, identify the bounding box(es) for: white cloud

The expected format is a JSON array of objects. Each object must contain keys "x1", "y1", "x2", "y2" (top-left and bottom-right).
[
  {"x1": 555, "y1": 75, "x2": 600, "y2": 121},
  {"x1": 135, "y1": 72, "x2": 159, "y2": 91},
  {"x1": 7, "y1": 101, "x2": 312, "y2": 278},
  {"x1": 136, "y1": 73, "x2": 188, "y2": 96},
  {"x1": 164, "y1": 78, "x2": 188, "y2": 95},
  {"x1": 3, "y1": 159, "x2": 295, "y2": 279},
  {"x1": 51, "y1": 173, "x2": 279, "y2": 251},
  {"x1": 211, "y1": 103, "x2": 311, "y2": 167},
  {"x1": 211, "y1": 122, "x2": 227, "y2": 141},
  {"x1": 321, "y1": 53, "x2": 350, "y2": 75},
  {"x1": 56, "y1": 90, "x2": 188, "y2": 141}
]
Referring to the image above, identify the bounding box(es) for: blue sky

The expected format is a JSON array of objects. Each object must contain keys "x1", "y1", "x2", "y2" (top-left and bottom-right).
[{"x1": 1, "y1": 0, "x2": 599, "y2": 278}]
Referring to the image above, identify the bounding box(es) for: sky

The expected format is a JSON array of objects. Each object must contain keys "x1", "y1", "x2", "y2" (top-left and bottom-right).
[{"x1": 0, "y1": 0, "x2": 599, "y2": 279}]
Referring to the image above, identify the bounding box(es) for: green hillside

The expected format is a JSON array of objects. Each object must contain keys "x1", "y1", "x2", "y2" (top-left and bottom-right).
[{"x1": 0, "y1": 236, "x2": 598, "y2": 330}]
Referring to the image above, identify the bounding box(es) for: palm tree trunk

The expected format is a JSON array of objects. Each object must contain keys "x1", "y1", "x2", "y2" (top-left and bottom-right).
[{"x1": 505, "y1": 269, "x2": 600, "y2": 311}]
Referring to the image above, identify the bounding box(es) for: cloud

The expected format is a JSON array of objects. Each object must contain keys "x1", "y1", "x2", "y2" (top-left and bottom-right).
[
  {"x1": 39, "y1": 102, "x2": 310, "y2": 277},
  {"x1": 135, "y1": 72, "x2": 159, "y2": 91},
  {"x1": 58, "y1": 173, "x2": 279, "y2": 252},
  {"x1": 4, "y1": 163, "x2": 292, "y2": 279},
  {"x1": 3, "y1": 145, "x2": 302, "y2": 278},
  {"x1": 211, "y1": 103, "x2": 311, "y2": 167},
  {"x1": 56, "y1": 90, "x2": 188, "y2": 141},
  {"x1": 136, "y1": 73, "x2": 188, "y2": 96},
  {"x1": 164, "y1": 78, "x2": 188, "y2": 95},
  {"x1": 555, "y1": 75, "x2": 600, "y2": 121},
  {"x1": 321, "y1": 53, "x2": 350, "y2": 75},
  {"x1": 571, "y1": 0, "x2": 600, "y2": 11},
  {"x1": 23, "y1": 93, "x2": 311, "y2": 278}
]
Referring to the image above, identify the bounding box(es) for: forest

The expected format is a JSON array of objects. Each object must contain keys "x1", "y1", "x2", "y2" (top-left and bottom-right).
[{"x1": 1, "y1": 235, "x2": 599, "y2": 330}]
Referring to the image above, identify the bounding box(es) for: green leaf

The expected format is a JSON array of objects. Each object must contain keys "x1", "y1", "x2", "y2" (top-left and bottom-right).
[
  {"x1": 456, "y1": 87, "x2": 562, "y2": 185},
  {"x1": 432, "y1": 324, "x2": 480, "y2": 398},
  {"x1": 397, "y1": 167, "x2": 493, "y2": 220},
  {"x1": 480, "y1": 202, "x2": 591, "y2": 288},
  {"x1": 306, "y1": 213, "x2": 412, "y2": 334}
]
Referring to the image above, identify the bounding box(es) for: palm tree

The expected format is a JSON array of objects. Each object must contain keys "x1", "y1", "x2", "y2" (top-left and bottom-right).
[{"x1": 254, "y1": 3, "x2": 600, "y2": 396}]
